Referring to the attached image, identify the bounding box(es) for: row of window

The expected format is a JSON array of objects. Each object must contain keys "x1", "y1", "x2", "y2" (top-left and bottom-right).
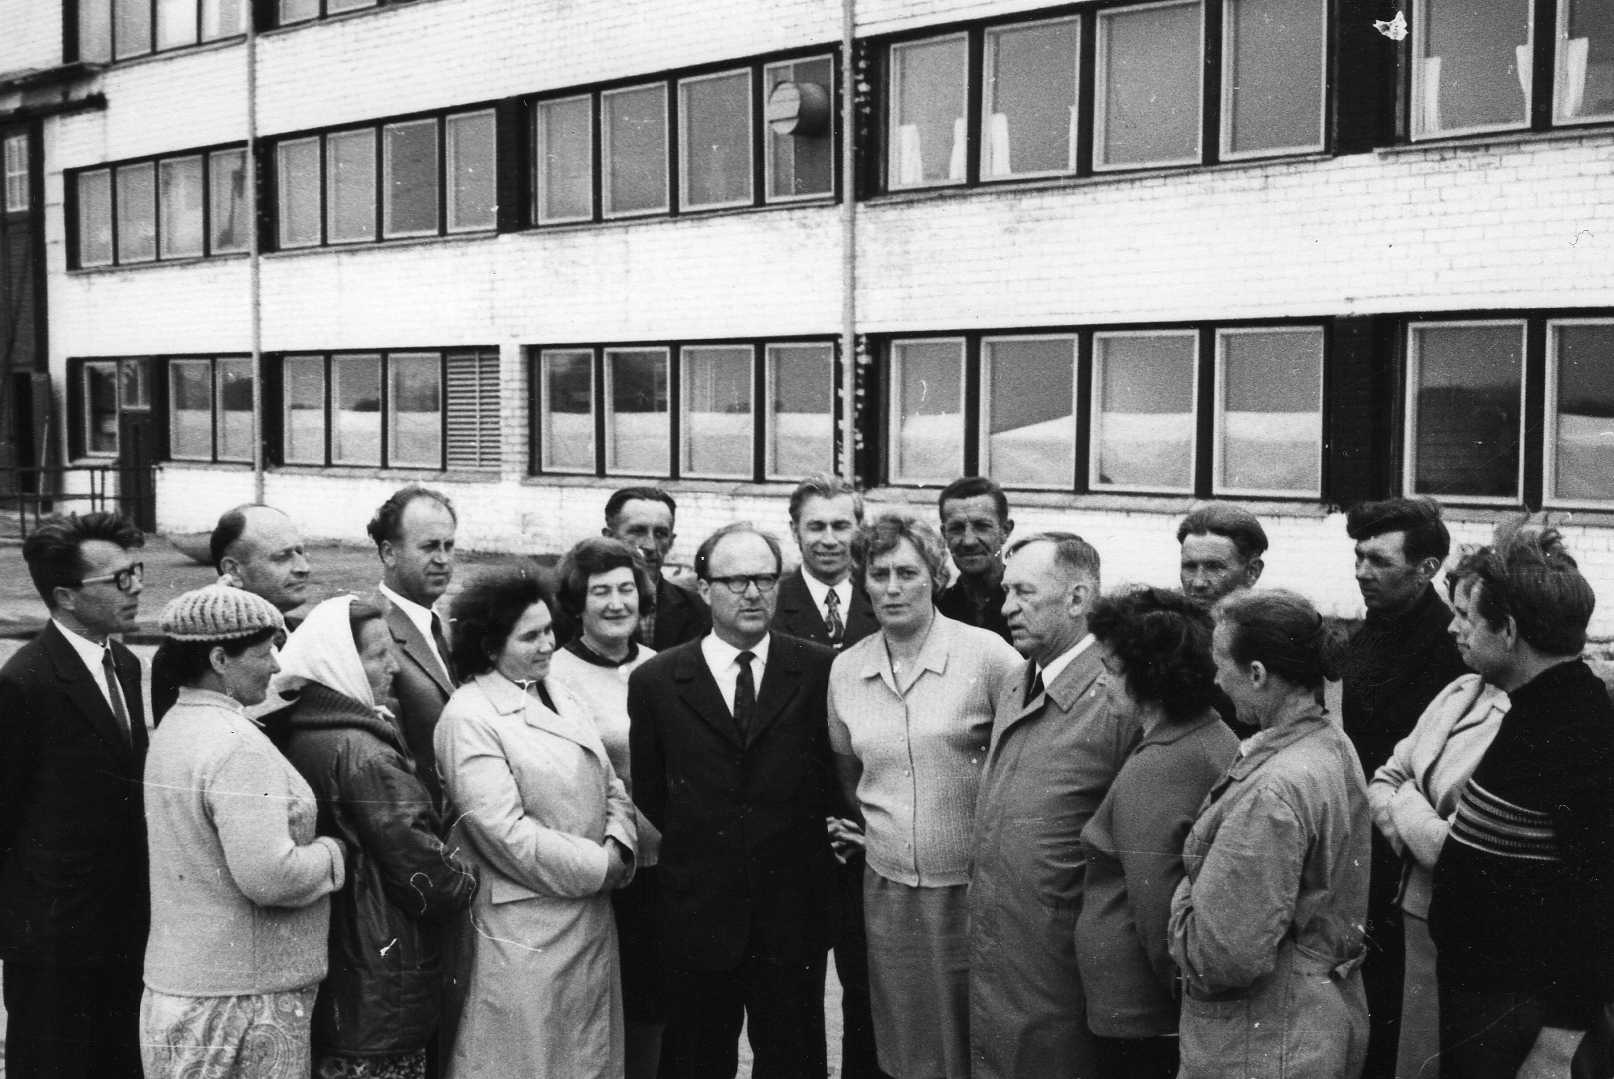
[
  {"x1": 70, "y1": 0, "x2": 416, "y2": 62},
  {"x1": 69, "y1": 317, "x2": 1614, "y2": 508},
  {"x1": 62, "y1": 2, "x2": 1614, "y2": 265}
]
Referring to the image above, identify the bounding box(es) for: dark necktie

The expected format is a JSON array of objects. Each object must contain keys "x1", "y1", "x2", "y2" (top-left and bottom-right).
[
  {"x1": 431, "y1": 612, "x2": 456, "y2": 685},
  {"x1": 824, "y1": 589, "x2": 845, "y2": 647},
  {"x1": 102, "y1": 645, "x2": 131, "y2": 747},
  {"x1": 734, "y1": 650, "x2": 757, "y2": 740},
  {"x1": 1025, "y1": 663, "x2": 1045, "y2": 703}
]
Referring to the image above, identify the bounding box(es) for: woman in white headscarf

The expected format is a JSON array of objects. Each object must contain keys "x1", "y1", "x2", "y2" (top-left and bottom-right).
[{"x1": 280, "y1": 595, "x2": 479, "y2": 1079}]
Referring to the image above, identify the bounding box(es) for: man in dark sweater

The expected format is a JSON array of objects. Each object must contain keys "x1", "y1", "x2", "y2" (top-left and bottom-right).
[
  {"x1": 1341, "y1": 497, "x2": 1466, "y2": 1079},
  {"x1": 935, "y1": 476, "x2": 1013, "y2": 643},
  {"x1": 1429, "y1": 527, "x2": 1614, "y2": 1078}
]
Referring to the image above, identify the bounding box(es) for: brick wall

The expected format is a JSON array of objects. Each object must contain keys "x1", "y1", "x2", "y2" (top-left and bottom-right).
[{"x1": 0, "y1": 1, "x2": 63, "y2": 74}]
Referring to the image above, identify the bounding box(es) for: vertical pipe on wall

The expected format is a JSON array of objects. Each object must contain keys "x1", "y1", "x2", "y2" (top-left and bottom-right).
[
  {"x1": 247, "y1": 7, "x2": 264, "y2": 501},
  {"x1": 839, "y1": 0, "x2": 857, "y2": 486}
]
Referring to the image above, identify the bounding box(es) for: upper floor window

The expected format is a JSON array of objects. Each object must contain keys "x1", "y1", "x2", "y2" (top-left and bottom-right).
[
  {"x1": 532, "y1": 51, "x2": 836, "y2": 227},
  {"x1": 71, "y1": 146, "x2": 249, "y2": 268},
  {"x1": 75, "y1": 0, "x2": 243, "y2": 62},
  {"x1": 880, "y1": 0, "x2": 1325, "y2": 188},
  {"x1": 273, "y1": 0, "x2": 423, "y2": 26},
  {"x1": 530, "y1": 339, "x2": 836, "y2": 479},
  {"x1": 3, "y1": 134, "x2": 28, "y2": 213},
  {"x1": 1410, "y1": 0, "x2": 1614, "y2": 138},
  {"x1": 272, "y1": 108, "x2": 495, "y2": 250}
]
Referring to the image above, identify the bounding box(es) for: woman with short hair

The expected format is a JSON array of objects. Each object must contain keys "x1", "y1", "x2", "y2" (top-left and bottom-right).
[
  {"x1": 546, "y1": 536, "x2": 665, "y2": 1079},
  {"x1": 1170, "y1": 589, "x2": 1371, "y2": 1079},
  {"x1": 142, "y1": 584, "x2": 346, "y2": 1079},
  {"x1": 827, "y1": 513, "x2": 1021, "y2": 1079},
  {"x1": 434, "y1": 565, "x2": 636, "y2": 1079},
  {"x1": 1077, "y1": 587, "x2": 1239, "y2": 1079}
]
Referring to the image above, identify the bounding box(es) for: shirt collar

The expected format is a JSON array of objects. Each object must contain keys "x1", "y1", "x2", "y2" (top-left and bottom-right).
[
  {"x1": 703, "y1": 632, "x2": 771, "y2": 671},
  {"x1": 379, "y1": 581, "x2": 438, "y2": 634},
  {"x1": 1038, "y1": 633, "x2": 1095, "y2": 687},
  {"x1": 564, "y1": 637, "x2": 640, "y2": 668},
  {"x1": 800, "y1": 570, "x2": 852, "y2": 612},
  {"x1": 53, "y1": 617, "x2": 113, "y2": 673}
]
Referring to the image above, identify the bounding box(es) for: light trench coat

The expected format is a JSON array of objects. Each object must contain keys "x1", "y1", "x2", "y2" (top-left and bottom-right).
[
  {"x1": 1169, "y1": 701, "x2": 1371, "y2": 1079},
  {"x1": 435, "y1": 672, "x2": 637, "y2": 1079}
]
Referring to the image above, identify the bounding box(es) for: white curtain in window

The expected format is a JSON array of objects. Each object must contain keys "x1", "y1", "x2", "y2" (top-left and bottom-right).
[
  {"x1": 1421, "y1": 57, "x2": 1443, "y2": 133},
  {"x1": 1516, "y1": 44, "x2": 1532, "y2": 96},
  {"x1": 947, "y1": 116, "x2": 967, "y2": 180},
  {"x1": 1559, "y1": 37, "x2": 1591, "y2": 116},
  {"x1": 896, "y1": 124, "x2": 924, "y2": 185},
  {"x1": 983, "y1": 113, "x2": 1011, "y2": 177}
]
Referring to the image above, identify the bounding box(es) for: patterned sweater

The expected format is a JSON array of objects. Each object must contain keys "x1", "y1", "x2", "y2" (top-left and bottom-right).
[{"x1": 1428, "y1": 660, "x2": 1614, "y2": 1027}]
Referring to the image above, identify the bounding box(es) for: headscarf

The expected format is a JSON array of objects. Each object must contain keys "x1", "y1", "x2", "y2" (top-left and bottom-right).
[{"x1": 274, "y1": 593, "x2": 391, "y2": 718}]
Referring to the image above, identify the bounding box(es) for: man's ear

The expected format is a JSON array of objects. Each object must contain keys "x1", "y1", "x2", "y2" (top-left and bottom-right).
[
  {"x1": 1067, "y1": 579, "x2": 1093, "y2": 617},
  {"x1": 1245, "y1": 557, "x2": 1265, "y2": 587},
  {"x1": 1248, "y1": 659, "x2": 1269, "y2": 690},
  {"x1": 51, "y1": 584, "x2": 78, "y2": 613},
  {"x1": 1415, "y1": 555, "x2": 1442, "y2": 585},
  {"x1": 218, "y1": 554, "x2": 243, "y2": 581},
  {"x1": 378, "y1": 539, "x2": 397, "y2": 570},
  {"x1": 1003, "y1": 518, "x2": 1015, "y2": 542}
]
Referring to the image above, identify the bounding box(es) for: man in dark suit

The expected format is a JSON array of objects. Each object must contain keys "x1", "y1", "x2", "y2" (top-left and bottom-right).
[
  {"x1": 368, "y1": 485, "x2": 459, "y2": 809},
  {"x1": 603, "y1": 485, "x2": 710, "y2": 650},
  {"x1": 770, "y1": 475, "x2": 885, "y2": 1079},
  {"x1": 630, "y1": 523, "x2": 838, "y2": 1079},
  {"x1": 0, "y1": 512, "x2": 149, "y2": 1079},
  {"x1": 152, "y1": 502, "x2": 313, "y2": 723}
]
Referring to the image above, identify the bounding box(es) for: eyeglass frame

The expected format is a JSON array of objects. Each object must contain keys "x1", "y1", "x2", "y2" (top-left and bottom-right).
[
  {"x1": 706, "y1": 573, "x2": 781, "y2": 595},
  {"x1": 73, "y1": 562, "x2": 145, "y2": 593}
]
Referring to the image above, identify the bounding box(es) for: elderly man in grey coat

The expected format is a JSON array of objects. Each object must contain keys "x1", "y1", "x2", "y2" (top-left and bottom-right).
[{"x1": 967, "y1": 533, "x2": 1139, "y2": 1079}]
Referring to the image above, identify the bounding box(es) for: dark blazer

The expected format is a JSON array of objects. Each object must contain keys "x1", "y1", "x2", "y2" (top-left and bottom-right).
[
  {"x1": 0, "y1": 621, "x2": 149, "y2": 967},
  {"x1": 372, "y1": 591, "x2": 456, "y2": 810},
  {"x1": 649, "y1": 575, "x2": 711, "y2": 652},
  {"x1": 771, "y1": 569, "x2": 878, "y2": 652},
  {"x1": 628, "y1": 632, "x2": 837, "y2": 972}
]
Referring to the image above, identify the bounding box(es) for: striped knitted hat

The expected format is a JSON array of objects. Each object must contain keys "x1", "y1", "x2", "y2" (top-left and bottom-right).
[{"x1": 160, "y1": 583, "x2": 287, "y2": 642}]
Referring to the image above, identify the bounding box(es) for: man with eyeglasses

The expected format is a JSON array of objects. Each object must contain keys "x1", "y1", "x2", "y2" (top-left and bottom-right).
[
  {"x1": 0, "y1": 512, "x2": 149, "y2": 1079},
  {"x1": 629, "y1": 523, "x2": 839, "y2": 1079}
]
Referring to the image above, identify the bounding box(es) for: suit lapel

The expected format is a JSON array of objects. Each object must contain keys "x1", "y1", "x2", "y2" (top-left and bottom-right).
[
  {"x1": 42, "y1": 623, "x2": 134, "y2": 761},
  {"x1": 778, "y1": 572, "x2": 829, "y2": 642},
  {"x1": 672, "y1": 643, "x2": 742, "y2": 746},
  {"x1": 384, "y1": 600, "x2": 453, "y2": 697},
  {"x1": 748, "y1": 635, "x2": 804, "y2": 747},
  {"x1": 112, "y1": 641, "x2": 149, "y2": 756}
]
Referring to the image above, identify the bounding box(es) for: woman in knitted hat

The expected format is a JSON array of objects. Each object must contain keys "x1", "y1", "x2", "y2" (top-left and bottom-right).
[
  {"x1": 279, "y1": 595, "x2": 479, "y2": 1079},
  {"x1": 141, "y1": 584, "x2": 347, "y2": 1079}
]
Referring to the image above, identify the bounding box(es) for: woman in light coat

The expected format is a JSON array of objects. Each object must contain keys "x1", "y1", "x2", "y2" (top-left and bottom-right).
[
  {"x1": 1170, "y1": 589, "x2": 1371, "y2": 1079},
  {"x1": 1368, "y1": 563, "x2": 1507, "y2": 1079},
  {"x1": 434, "y1": 566, "x2": 637, "y2": 1079}
]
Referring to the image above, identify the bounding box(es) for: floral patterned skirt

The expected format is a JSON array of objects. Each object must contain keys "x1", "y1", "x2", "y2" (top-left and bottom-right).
[{"x1": 140, "y1": 985, "x2": 317, "y2": 1079}]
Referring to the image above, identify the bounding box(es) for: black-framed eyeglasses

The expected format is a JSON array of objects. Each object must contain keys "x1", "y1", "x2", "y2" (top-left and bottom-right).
[
  {"x1": 708, "y1": 573, "x2": 780, "y2": 595},
  {"x1": 75, "y1": 562, "x2": 144, "y2": 593}
]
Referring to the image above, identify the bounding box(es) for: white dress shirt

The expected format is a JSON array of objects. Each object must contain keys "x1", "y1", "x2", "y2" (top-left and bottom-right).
[
  {"x1": 379, "y1": 581, "x2": 452, "y2": 683},
  {"x1": 53, "y1": 618, "x2": 131, "y2": 721},
  {"x1": 701, "y1": 632, "x2": 772, "y2": 715},
  {"x1": 800, "y1": 571, "x2": 854, "y2": 630}
]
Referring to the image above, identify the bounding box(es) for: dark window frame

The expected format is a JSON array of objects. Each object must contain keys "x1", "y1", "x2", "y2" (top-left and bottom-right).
[
  {"x1": 255, "y1": 0, "x2": 419, "y2": 31},
  {"x1": 269, "y1": 347, "x2": 499, "y2": 471},
  {"x1": 66, "y1": 0, "x2": 248, "y2": 63},
  {"x1": 525, "y1": 44, "x2": 842, "y2": 230},
  {"x1": 65, "y1": 141, "x2": 250, "y2": 270},
  {"x1": 527, "y1": 336, "x2": 841, "y2": 481},
  {"x1": 165, "y1": 354, "x2": 256, "y2": 464},
  {"x1": 869, "y1": 0, "x2": 1336, "y2": 193},
  {"x1": 873, "y1": 319, "x2": 1334, "y2": 500},
  {"x1": 263, "y1": 104, "x2": 500, "y2": 252}
]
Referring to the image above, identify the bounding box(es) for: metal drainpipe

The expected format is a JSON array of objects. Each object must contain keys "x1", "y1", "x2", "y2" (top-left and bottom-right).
[
  {"x1": 839, "y1": 0, "x2": 857, "y2": 487},
  {"x1": 247, "y1": 9, "x2": 264, "y2": 502}
]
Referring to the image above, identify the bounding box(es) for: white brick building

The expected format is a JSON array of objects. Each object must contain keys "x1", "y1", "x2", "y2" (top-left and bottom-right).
[{"x1": 3, "y1": 0, "x2": 1613, "y2": 631}]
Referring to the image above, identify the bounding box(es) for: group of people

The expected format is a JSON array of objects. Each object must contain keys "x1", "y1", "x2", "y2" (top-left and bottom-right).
[{"x1": 0, "y1": 474, "x2": 1610, "y2": 1079}]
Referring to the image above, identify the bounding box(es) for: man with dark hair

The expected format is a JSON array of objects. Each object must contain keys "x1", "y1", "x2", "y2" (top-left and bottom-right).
[
  {"x1": 771, "y1": 476, "x2": 884, "y2": 1079},
  {"x1": 1428, "y1": 528, "x2": 1614, "y2": 1077},
  {"x1": 1342, "y1": 496, "x2": 1466, "y2": 1079},
  {"x1": 969, "y1": 532, "x2": 1134, "y2": 1078},
  {"x1": 368, "y1": 485, "x2": 459, "y2": 808},
  {"x1": 1176, "y1": 501, "x2": 1267, "y2": 611},
  {"x1": 603, "y1": 485, "x2": 711, "y2": 650},
  {"x1": 0, "y1": 512, "x2": 149, "y2": 1079},
  {"x1": 630, "y1": 523, "x2": 838, "y2": 1078},
  {"x1": 153, "y1": 503, "x2": 314, "y2": 722},
  {"x1": 936, "y1": 476, "x2": 1014, "y2": 643}
]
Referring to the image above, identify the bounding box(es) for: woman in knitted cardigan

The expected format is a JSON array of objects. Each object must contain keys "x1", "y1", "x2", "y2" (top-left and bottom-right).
[{"x1": 142, "y1": 584, "x2": 347, "y2": 1079}]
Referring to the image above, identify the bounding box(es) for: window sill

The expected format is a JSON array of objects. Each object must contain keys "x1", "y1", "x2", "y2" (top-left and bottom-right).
[
  {"x1": 527, "y1": 195, "x2": 838, "y2": 236},
  {"x1": 1381, "y1": 123, "x2": 1614, "y2": 157},
  {"x1": 262, "y1": 229, "x2": 497, "y2": 260},
  {"x1": 68, "y1": 251, "x2": 249, "y2": 276},
  {"x1": 264, "y1": 463, "x2": 501, "y2": 483},
  {"x1": 864, "y1": 150, "x2": 1334, "y2": 209}
]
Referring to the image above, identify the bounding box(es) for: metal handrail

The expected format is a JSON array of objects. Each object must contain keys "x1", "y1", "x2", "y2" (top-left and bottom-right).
[{"x1": 0, "y1": 465, "x2": 148, "y2": 537}]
